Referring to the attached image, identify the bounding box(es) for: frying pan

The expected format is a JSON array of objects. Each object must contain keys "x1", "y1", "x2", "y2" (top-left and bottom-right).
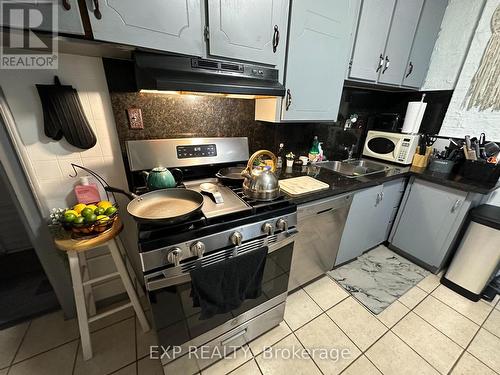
[
  {"x1": 104, "y1": 186, "x2": 204, "y2": 224},
  {"x1": 216, "y1": 166, "x2": 245, "y2": 185}
]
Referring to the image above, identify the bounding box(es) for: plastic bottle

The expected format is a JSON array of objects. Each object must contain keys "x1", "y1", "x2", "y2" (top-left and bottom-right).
[
  {"x1": 309, "y1": 136, "x2": 320, "y2": 162},
  {"x1": 276, "y1": 143, "x2": 284, "y2": 169},
  {"x1": 74, "y1": 176, "x2": 101, "y2": 204}
]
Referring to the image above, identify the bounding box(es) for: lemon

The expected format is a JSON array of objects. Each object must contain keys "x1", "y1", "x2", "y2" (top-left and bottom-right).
[
  {"x1": 86, "y1": 204, "x2": 98, "y2": 211},
  {"x1": 73, "y1": 203, "x2": 87, "y2": 214},
  {"x1": 97, "y1": 201, "x2": 113, "y2": 209},
  {"x1": 65, "y1": 209, "x2": 79, "y2": 217},
  {"x1": 96, "y1": 215, "x2": 110, "y2": 222}
]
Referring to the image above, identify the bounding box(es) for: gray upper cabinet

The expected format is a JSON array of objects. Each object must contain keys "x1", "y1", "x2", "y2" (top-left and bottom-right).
[
  {"x1": 377, "y1": 0, "x2": 423, "y2": 85},
  {"x1": 282, "y1": 0, "x2": 356, "y2": 121},
  {"x1": 348, "y1": 0, "x2": 395, "y2": 82},
  {"x1": 0, "y1": 0, "x2": 85, "y2": 35},
  {"x1": 402, "y1": 0, "x2": 448, "y2": 88},
  {"x1": 207, "y1": 0, "x2": 288, "y2": 65},
  {"x1": 86, "y1": 0, "x2": 204, "y2": 56},
  {"x1": 349, "y1": 0, "x2": 447, "y2": 89},
  {"x1": 389, "y1": 178, "x2": 471, "y2": 271}
]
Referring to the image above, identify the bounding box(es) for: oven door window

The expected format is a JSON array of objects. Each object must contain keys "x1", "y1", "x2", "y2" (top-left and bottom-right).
[
  {"x1": 367, "y1": 137, "x2": 396, "y2": 154},
  {"x1": 148, "y1": 243, "x2": 293, "y2": 347}
]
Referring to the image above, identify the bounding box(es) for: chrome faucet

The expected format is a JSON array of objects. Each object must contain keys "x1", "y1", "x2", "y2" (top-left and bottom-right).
[{"x1": 345, "y1": 144, "x2": 356, "y2": 161}]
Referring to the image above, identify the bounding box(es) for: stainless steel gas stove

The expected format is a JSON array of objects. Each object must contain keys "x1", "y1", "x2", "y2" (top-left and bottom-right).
[{"x1": 126, "y1": 138, "x2": 297, "y2": 371}]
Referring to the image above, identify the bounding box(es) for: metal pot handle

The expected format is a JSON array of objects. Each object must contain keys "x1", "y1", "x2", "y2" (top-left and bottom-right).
[
  {"x1": 243, "y1": 150, "x2": 278, "y2": 175},
  {"x1": 104, "y1": 186, "x2": 138, "y2": 200}
]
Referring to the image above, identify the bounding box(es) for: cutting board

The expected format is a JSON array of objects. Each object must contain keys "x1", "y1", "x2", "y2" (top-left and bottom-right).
[{"x1": 279, "y1": 176, "x2": 330, "y2": 196}]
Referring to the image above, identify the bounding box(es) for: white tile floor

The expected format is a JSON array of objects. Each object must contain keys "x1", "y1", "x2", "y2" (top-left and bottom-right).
[{"x1": 0, "y1": 275, "x2": 499, "y2": 375}]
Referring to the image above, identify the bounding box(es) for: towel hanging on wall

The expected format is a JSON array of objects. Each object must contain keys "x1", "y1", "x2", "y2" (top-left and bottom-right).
[
  {"x1": 464, "y1": 5, "x2": 500, "y2": 111},
  {"x1": 36, "y1": 76, "x2": 97, "y2": 149}
]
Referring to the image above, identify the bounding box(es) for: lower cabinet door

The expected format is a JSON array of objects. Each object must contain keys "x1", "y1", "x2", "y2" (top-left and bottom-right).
[
  {"x1": 336, "y1": 186, "x2": 382, "y2": 265},
  {"x1": 390, "y1": 179, "x2": 469, "y2": 268}
]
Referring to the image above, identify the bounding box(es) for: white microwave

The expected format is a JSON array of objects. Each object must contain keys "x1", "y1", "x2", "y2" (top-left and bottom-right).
[{"x1": 362, "y1": 130, "x2": 419, "y2": 165}]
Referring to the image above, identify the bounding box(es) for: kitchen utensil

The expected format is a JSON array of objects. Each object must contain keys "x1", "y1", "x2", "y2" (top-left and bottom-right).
[
  {"x1": 241, "y1": 150, "x2": 280, "y2": 201},
  {"x1": 104, "y1": 186, "x2": 204, "y2": 224},
  {"x1": 36, "y1": 76, "x2": 97, "y2": 149},
  {"x1": 279, "y1": 176, "x2": 329, "y2": 197},
  {"x1": 418, "y1": 135, "x2": 427, "y2": 155},
  {"x1": 484, "y1": 142, "x2": 500, "y2": 157},
  {"x1": 426, "y1": 135, "x2": 437, "y2": 146},
  {"x1": 199, "y1": 182, "x2": 224, "y2": 204},
  {"x1": 464, "y1": 135, "x2": 477, "y2": 160},
  {"x1": 215, "y1": 166, "x2": 245, "y2": 185},
  {"x1": 142, "y1": 167, "x2": 183, "y2": 190}
]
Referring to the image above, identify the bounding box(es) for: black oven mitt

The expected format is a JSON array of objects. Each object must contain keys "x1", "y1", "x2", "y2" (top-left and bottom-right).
[
  {"x1": 36, "y1": 76, "x2": 97, "y2": 150},
  {"x1": 190, "y1": 246, "x2": 268, "y2": 320}
]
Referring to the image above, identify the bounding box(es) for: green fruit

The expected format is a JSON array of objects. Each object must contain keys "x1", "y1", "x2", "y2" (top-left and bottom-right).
[
  {"x1": 84, "y1": 214, "x2": 97, "y2": 223},
  {"x1": 81, "y1": 207, "x2": 94, "y2": 218},
  {"x1": 73, "y1": 216, "x2": 85, "y2": 227},
  {"x1": 105, "y1": 206, "x2": 117, "y2": 216},
  {"x1": 94, "y1": 207, "x2": 106, "y2": 216},
  {"x1": 64, "y1": 213, "x2": 77, "y2": 223}
]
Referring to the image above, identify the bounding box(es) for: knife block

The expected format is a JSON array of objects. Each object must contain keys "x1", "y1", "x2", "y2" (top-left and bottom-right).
[{"x1": 412, "y1": 146, "x2": 432, "y2": 168}]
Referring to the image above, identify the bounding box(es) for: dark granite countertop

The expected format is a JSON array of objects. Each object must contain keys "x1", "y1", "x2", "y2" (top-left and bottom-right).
[{"x1": 277, "y1": 160, "x2": 500, "y2": 205}]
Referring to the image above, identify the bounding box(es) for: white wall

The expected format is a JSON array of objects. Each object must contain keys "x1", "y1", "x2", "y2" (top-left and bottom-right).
[
  {"x1": 0, "y1": 53, "x2": 140, "y2": 302},
  {"x1": 438, "y1": 0, "x2": 500, "y2": 140},
  {"x1": 422, "y1": 0, "x2": 485, "y2": 91}
]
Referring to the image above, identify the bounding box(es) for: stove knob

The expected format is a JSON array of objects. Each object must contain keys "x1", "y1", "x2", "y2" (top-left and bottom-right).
[
  {"x1": 166, "y1": 247, "x2": 182, "y2": 267},
  {"x1": 262, "y1": 222, "x2": 274, "y2": 235},
  {"x1": 190, "y1": 241, "x2": 206, "y2": 258},
  {"x1": 230, "y1": 231, "x2": 243, "y2": 246},
  {"x1": 276, "y1": 218, "x2": 288, "y2": 232}
]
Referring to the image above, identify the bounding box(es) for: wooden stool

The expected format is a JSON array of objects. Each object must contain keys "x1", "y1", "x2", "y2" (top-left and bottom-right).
[{"x1": 54, "y1": 218, "x2": 150, "y2": 360}]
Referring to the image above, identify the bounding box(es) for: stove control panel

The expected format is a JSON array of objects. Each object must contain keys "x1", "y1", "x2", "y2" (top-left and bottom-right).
[{"x1": 177, "y1": 144, "x2": 217, "y2": 159}]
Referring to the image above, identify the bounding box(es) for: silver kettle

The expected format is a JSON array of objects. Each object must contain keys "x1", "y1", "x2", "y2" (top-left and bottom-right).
[{"x1": 241, "y1": 150, "x2": 280, "y2": 201}]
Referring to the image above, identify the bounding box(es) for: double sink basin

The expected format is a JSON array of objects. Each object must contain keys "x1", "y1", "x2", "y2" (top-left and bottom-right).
[{"x1": 318, "y1": 159, "x2": 391, "y2": 178}]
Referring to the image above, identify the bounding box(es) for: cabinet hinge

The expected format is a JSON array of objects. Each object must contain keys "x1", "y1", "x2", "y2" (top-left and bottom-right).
[
  {"x1": 348, "y1": 59, "x2": 353, "y2": 70},
  {"x1": 204, "y1": 25, "x2": 209, "y2": 41}
]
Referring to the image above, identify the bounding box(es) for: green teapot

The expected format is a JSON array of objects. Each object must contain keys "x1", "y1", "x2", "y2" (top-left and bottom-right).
[{"x1": 142, "y1": 167, "x2": 183, "y2": 190}]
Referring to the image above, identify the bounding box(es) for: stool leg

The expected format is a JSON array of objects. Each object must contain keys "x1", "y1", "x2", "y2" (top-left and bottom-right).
[
  {"x1": 108, "y1": 240, "x2": 150, "y2": 333},
  {"x1": 78, "y1": 252, "x2": 96, "y2": 317},
  {"x1": 68, "y1": 251, "x2": 93, "y2": 360}
]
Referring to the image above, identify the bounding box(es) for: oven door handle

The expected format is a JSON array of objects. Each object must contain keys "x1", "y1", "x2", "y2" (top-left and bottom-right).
[
  {"x1": 268, "y1": 229, "x2": 297, "y2": 254},
  {"x1": 145, "y1": 229, "x2": 298, "y2": 291}
]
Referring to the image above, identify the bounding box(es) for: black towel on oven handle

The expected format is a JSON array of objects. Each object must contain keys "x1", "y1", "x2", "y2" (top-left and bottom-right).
[{"x1": 190, "y1": 246, "x2": 268, "y2": 320}]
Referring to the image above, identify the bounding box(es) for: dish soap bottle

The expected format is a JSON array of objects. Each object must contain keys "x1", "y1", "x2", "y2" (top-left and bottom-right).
[
  {"x1": 74, "y1": 176, "x2": 101, "y2": 204},
  {"x1": 308, "y1": 136, "x2": 320, "y2": 163}
]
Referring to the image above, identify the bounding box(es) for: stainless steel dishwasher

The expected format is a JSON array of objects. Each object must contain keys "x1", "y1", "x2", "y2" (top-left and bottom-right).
[{"x1": 288, "y1": 193, "x2": 352, "y2": 290}]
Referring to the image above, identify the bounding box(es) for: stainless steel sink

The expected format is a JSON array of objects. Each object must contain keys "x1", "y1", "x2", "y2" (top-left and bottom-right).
[{"x1": 318, "y1": 159, "x2": 390, "y2": 178}]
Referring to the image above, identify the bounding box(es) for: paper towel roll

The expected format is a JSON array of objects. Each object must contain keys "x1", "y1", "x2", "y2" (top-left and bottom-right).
[{"x1": 401, "y1": 101, "x2": 427, "y2": 134}]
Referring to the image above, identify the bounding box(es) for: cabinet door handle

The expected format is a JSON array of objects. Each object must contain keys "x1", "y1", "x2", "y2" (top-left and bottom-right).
[
  {"x1": 382, "y1": 56, "x2": 390, "y2": 73},
  {"x1": 285, "y1": 89, "x2": 292, "y2": 110},
  {"x1": 62, "y1": 0, "x2": 71, "y2": 10},
  {"x1": 272, "y1": 25, "x2": 280, "y2": 53},
  {"x1": 451, "y1": 199, "x2": 461, "y2": 213},
  {"x1": 380, "y1": 191, "x2": 384, "y2": 201},
  {"x1": 405, "y1": 61, "x2": 414, "y2": 78},
  {"x1": 93, "y1": 0, "x2": 102, "y2": 19},
  {"x1": 376, "y1": 54, "x2": 384, "y2": 72},
  {"x1": 375, "y1": 192, "x2": 381, "y2": 205}
]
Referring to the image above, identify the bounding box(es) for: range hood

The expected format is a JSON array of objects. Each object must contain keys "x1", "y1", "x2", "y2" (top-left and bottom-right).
[{"x1": 134, "y1": 52, "x2": 285, "y2": 97}]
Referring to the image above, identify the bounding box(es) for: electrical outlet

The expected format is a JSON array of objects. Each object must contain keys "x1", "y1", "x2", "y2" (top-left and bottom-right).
[{"x1": 127, "y1": 108, "x2": 143, "y2": 129}]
